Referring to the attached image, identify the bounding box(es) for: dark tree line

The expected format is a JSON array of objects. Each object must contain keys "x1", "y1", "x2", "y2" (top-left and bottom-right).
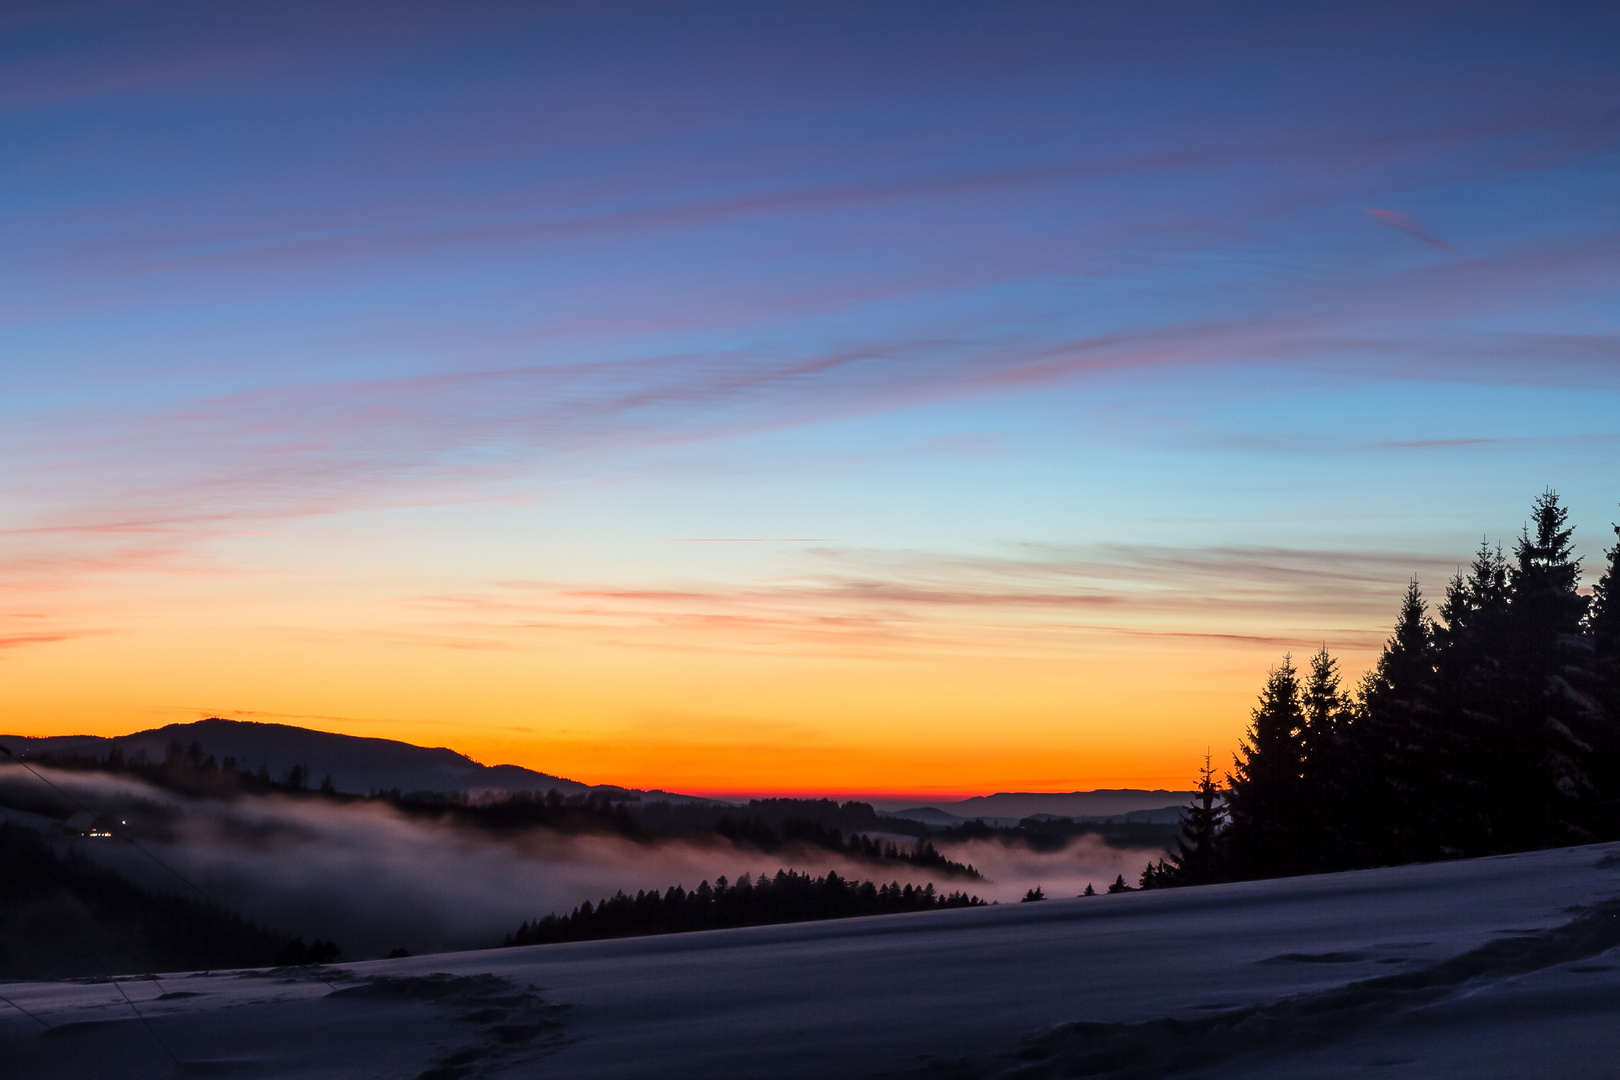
[
  {"x1": 502, "y1": 868, "x2": 985, "y2": 947},
  {"x1": 712, "y1": 815, "x2": 981, "y2": 878},
  {"x1": 7, "y1": 745, "x2": 980, "y2": 877},
  {"x1": 1147, "y1": 492, "x2": 1620, "y2": 887},
  {"x1": 642, "y1": 797, "x2": 929, "y2": 839},
  {"x1": 936, "y1": 815, "x2": 1181, "y2": 853},
  {"x1": 21, "y1": 738, "x2": 333, "y2": 800}
]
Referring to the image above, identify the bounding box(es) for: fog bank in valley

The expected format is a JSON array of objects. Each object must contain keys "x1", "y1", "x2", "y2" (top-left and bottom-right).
[{"x1": 0, "y1": 765, "x2": 1166, "y2": 957}]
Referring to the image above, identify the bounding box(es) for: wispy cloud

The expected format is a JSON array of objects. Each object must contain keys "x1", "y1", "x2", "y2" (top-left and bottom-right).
[
  {"x1": 392, "y1": 542, "x2": 1451, "y2": 662},
  {"x1": 1366, "y1": 207, "x2": 1451, "y2": 250},
  {"x1": 8, "y1": 223, "x2": 1616, "y2": 601},
  {"x1": 1375, "y1": 433, "x2": 1620, "y2": 449},
  {"x1": 5, "y1": 0, "x2": 1619, "y2": 730},
  {"x1": 0, "y1": 629, "x2": 105, "y2": 651}
]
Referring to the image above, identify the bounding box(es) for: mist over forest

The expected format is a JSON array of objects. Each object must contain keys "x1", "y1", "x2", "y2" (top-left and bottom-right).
[{"x1": 0, "y1": 761, "x2": 1164, "y2": 961}]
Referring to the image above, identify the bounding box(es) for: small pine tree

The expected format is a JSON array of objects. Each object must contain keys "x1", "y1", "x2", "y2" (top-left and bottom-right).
[
  {"x1": 1168, "y1": 754, "x2": 1225, "y2": 885},
  {"x1": 1106, "y1": 874, "x2": 1131, "y2": 894},
  {"x1": 1138, "y1": 859, "x2": 1172, "y2": 889},
  {"x1": 1082, "y1": 883, "x2": 1096, "y2": 896}
]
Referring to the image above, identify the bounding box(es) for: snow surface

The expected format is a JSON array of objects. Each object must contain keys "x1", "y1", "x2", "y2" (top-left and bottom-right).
[{"x1": 5, "y1": 843, "x2": 1618, "y2": 1078}]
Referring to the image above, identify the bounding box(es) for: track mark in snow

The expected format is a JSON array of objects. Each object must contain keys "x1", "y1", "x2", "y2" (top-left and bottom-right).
[
  {"x1": 953, "y1": 895, "x2": 1620, "y2": 1079},
  {"x1": 39, "y1": 1018, "x2": 143, "y2": 1039},
  {"x1": 1264, "y1": 951, "x2": 1366, "y2": 964},
  {"x1": 328, "y1": 973, "x2": 570, "y2": 1079}
]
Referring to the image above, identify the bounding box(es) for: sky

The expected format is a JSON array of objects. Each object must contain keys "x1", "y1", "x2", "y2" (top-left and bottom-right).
[{"x1": 3, "y1": 0, "x2": 1618, "y2": 797}]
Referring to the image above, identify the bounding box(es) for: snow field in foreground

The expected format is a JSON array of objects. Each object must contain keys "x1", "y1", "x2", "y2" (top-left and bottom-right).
[{"x1": 4, "y1": 842, "x2": 1618, "y2": 1079}]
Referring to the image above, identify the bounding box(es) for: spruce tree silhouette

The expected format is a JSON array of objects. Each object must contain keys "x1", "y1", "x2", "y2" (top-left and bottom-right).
[
  {"x1": 1138, "y1": 859, "x2": 1173, "y2": 888},
  {"x1": 1224, "y1": 655, "x2": 1306, "y2": 878},
  {"x1": 1300, "y1": 646, "x2": 1354, "y2": 871},
  {"x1": 1497, "y1": 491, "x2": 1600, "y2": 846},
  {"x1": 1592, "y1": 513, "x2": 1620, "y2": 657},
  {"x1": 1168, "y1": 754, "x2": 1226, "y2": 884},
  {"x1": 1144, "y1": 491, "x2": 1620, "y2": 889},
  {"x1": 1355, "y1": 579, "x2": 1439, "y2": 864},
  {"x1": 1587, "y1": 511, "x2": 1620, "y2": 830},
  {"x1": 1592, "y1": 512, "x2": 1620, "y2": 662},
  {"x1": 1432, "y1": 540, "x2": 1512, "y2": 856},
  {"x1": 1301, "y1": 647, "x2": 1349, "y2": 770}
]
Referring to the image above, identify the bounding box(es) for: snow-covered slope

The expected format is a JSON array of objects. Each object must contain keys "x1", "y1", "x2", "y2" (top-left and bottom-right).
[{"x1": 5, "y1": 844, "x2": 1618, "y2": 1078}]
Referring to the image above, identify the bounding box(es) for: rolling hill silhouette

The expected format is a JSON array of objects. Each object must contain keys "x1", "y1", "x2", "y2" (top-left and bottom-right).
[
  {"x1": 873, "y1": 790, "x2": 1196, "y2": 826},
  {"x1": 3, "y1": 719, "x2": 607, "y2": 799}
]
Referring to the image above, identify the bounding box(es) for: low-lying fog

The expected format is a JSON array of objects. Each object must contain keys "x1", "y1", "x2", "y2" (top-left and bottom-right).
[{"x1": 1, "y1": 765, "x2": 1166, "y2": 958}]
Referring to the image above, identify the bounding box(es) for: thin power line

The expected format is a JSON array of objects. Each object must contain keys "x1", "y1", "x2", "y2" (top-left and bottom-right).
[
  {"x1": 1, "y1": 749, "x2": 226, "y2": 913},
  {"x1": 0, "y1": 798, "x2": 179, "y2": 1059},
  {"x1": 0, "y1": 991, "x2": 52, "y2": 1032},
  {"x1": 1, "y1": 748, "x2": 347, "y2": 993}
]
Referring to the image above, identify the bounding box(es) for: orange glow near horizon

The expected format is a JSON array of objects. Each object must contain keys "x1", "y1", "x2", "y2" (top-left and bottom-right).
[
  {"x1": 0, "y1": 556, "x2": 1391, "y2": 796},
  {"x1": 7, "y1": 0, "x2": 1620, "y2": 810}
]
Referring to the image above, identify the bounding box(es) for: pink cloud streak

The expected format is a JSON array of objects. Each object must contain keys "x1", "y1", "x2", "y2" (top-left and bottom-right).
[{"x1": 1366, "y1": 207, "x2": 1451, "y2": 249}]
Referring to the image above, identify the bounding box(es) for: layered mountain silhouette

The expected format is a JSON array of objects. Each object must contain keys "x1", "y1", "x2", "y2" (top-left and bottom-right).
[
  {"x1": 5, "y1": 718, "x2": 633, "y2": 800},
  {"x1": 873, "y1": 790, "x2": 1196, "y2": 826},
  {"x1": 6, "y1": 720, "x2": 1192, "y2": 816}
]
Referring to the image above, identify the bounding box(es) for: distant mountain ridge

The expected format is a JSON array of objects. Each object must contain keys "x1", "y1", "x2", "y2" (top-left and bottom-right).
[
  {"x1": 871, "y1": 789, "x2": 1197, "y2": 826},
  {"x1": 2, "y1": 719, "x2": 640, "y2": 800},
  {"x1": 5, "y1": 721, "x2": 1192, "y2": 819}
]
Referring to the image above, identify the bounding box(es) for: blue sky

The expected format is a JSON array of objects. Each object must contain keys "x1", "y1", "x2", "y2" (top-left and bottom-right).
[{"x1": 3, "y1": 1, "x2": 1618, "y2": 791}]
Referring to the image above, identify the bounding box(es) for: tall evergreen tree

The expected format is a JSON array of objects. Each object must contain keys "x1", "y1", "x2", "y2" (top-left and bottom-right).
[
  {"x1": 1300, "y1": 645, "x2": 1354, "y2": 869},
  {"x1": 1363, "y1": 580, "x2": 1436, "y2": 706},
  {"x1": 1430, "y1": 541, "x2": 1513, "y2": 854},
  {"x1": 1224, "y1": 655, "x2": 1306, "y2": 878},
  {"x1": 1434, "y1": 541, "x2": 1511, "y2": 699},
  {"x1": 1168, "y1": 754, "x2": 1225, "y2": 884},
  {"x1": 1353, "y1": 579, "x2": 1440, "y2": 863},
  {"x1": 1509, "y1": 491, "x2": 1587, "y2": 675},
  {"x1": 1301, "y1": 646, "x2": 1349, "y2": 766},
  {"x1": 1497, "y1": 491, "x2": 1600, "y2": 846}
]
